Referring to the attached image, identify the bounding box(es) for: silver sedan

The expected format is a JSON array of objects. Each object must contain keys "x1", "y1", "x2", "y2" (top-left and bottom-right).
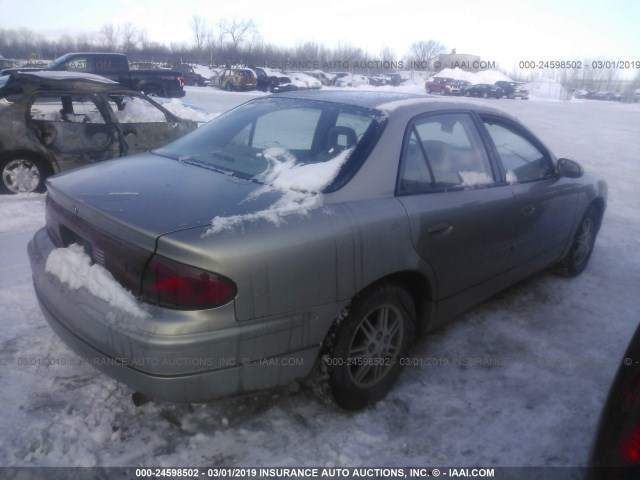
[{"x1": 28, "y1": 91, "x2": 607, "y2": 410}]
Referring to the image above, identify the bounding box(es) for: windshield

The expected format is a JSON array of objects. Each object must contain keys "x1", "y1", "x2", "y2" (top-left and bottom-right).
[{"x1": 155, "y1": 97, "x2": 384, "y2": 190}]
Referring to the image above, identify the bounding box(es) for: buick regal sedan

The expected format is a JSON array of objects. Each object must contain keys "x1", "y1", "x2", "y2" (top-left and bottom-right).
[{"x1": 28, "y1": 91, "x2": 607, "y2": 410}]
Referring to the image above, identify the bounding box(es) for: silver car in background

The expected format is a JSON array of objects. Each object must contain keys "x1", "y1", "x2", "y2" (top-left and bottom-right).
[{"x1": 29, "y1": 91, "x2": 607, "y2": 410}]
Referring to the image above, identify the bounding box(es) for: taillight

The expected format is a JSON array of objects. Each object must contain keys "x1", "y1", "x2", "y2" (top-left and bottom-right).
[
  {"x1": 141, "y1": 255, "x2": 236, "y2": 310},
  {"x1": 622, "y1": 425, "x2": 640, "y2": 463},
  {"x1": 177, "y1": 75, "x2": 185, "y2": 87}
]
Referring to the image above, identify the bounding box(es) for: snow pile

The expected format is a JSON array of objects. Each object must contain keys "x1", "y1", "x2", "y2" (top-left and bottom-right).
[
  {"x1": 192, "y1": 64, "x2": 217, "y2": 80},
  {"x1": 432, "y1": 67, "x2": 513, "y2": 84},
  {"x1": 206, "y1": 147, "x2": 352, "y2": 234},
  {"x1": 113, "y1": 97, "x2": 166, "y2": 123},
  {"x1": 524, "y1": 79, "x2": 571, "y2": 101},
  {"x1": 159, "y1": 98, "x2": 220, "y2": 123},
  {"x1": 0, "y1": 193, "x2": 45, "y2": 233},
  {"x1": 45, "y1": 244, "x2": 149, "y2": 318}
]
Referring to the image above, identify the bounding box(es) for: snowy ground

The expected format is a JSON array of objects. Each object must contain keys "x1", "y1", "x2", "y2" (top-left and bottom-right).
[{"x1": 0, "y1": 84, "x2": 639, "y2": 469}]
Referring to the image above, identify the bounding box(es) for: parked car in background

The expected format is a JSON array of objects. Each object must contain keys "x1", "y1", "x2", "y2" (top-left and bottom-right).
[
  {"x1": 594, "y1": 91, "x2": 622, "y2": 102},
  {"x1": 334, "y1": 73, "x2": 369, "y2": 87},
  {"x1": 588, "y1": 323, "x2": 640, "y2": 478},
  {"x1": 1, "y1": 52, "x2": 186, "y2": 98},
  {"x1": 455, "y1": 80, "x2": 472, "y2": 95},
  {"x1": 329, "y1": 72, "x2": 348, "y2": 85},
  {"x1": 286, "y1": 71, "x2": 322, "y2": 90},
  {"x1": 304, "y1": 70, "x2": 334, "y2": 86},
  {"x1": 212, "y1": 68, "x2": 257, "y2": 91},
  {"x1": 425, "y1": 77, "x2": 461, "y2": 95},
  {"x1": 0, "y1": 71, "x2": 197, "y2": 194},
  {"x1": 253, "y1": 67, "x2": 296, "y2": 93},
  {"x1": 465, "y1": 83, "x2": 503, "y2": 98},
  {"x1": 494, "y1": 81, "x2": 529, "y2": 99},
  {"x1": 28, "y1": 91, "x2": 606, "y2": 412},
  {"x1": 171, "y1": 64, "x2": 207, "y2": 87}
]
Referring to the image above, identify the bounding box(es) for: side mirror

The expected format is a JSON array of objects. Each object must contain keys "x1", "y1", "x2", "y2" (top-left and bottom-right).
[{"x1": 557, "y1": 158, "x2": 584, "y2": 178}]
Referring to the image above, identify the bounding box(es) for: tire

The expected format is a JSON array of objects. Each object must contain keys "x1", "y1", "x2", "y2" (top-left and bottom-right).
[
  {"x1": 427, "y1": 88, "x2": 432, "y2": 94},
  {"x1": 142, "y1": 85, "x2": 163, "y2": 97},
  {"x1": 0, "y1": 154, "x2": 50, "y2": 194},
  {"x1": 226, "y1": 82, "x2": 234, "y2": 92},
  {"x1": 325, "y1": 283, "x2": 416, "y2": 410},
  {"x1": 553, "y1": 206, "x2": 599, "y2": 277}
]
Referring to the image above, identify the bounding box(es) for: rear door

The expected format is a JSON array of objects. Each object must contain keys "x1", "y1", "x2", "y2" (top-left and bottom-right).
[
  {"x1": 396, "y1": 111, "x2": 517, "y2": 300},
  {"x1": 29, "y1": 94, "x2": 121, "y2": 169},
  {"x1": 105, "y1": 95, "x2": 193, "y2": 155}
]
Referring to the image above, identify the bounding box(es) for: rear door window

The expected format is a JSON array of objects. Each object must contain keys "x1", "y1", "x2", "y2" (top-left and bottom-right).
[{"x1": 398, "y1": 112, "x2": 495, "y2": 193}]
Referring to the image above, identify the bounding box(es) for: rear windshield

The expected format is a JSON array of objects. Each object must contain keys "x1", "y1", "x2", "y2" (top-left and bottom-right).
[{"x1": 154, "y1": 97, "x2": 386, "y2": 191}]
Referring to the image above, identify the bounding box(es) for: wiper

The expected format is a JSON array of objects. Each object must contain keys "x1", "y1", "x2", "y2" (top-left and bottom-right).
[{"x1": 179, "y1": 156, "x2": 254, "y2": 180}]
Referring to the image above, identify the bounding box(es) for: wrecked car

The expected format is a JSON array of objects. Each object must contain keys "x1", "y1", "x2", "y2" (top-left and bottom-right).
[{"x1": 0, "y1": 71, "x2": 197, "y2": 194}]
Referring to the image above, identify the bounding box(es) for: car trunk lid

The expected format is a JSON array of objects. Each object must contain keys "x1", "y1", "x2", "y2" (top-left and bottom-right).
[{"x1": 45, "y1": 152, "x2": 269, "y2": 294}]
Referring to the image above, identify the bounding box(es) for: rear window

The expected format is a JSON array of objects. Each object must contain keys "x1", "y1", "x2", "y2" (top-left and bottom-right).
[{"x1": 154, "y1": 97, "x2": 385, "y2": 190}]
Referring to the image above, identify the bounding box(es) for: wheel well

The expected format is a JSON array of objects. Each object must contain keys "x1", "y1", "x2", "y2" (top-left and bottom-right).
[
  {"x1": 355, "y1": 271, "x2": 433, "y2": 333},
  {"x1": 0, "y1": 150, "x2": 55, "y2": 176},
  {"x1": 590, "y1": 197, "x2": 606, "y2": 232},
  {"x1": 139, "y1": 82, "x2": 165, "y2": 95}
]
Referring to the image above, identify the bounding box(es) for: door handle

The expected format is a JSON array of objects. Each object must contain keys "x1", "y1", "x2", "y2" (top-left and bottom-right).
[
  {"x1": 123, "y1": 127, "x2": 137, "y2": 136},
  {"x1": 521, "y1": 205, "x2": 536, "y2": 217},
  {"x1": 428, "y1": 223, "x2": 453, "y2": 237}
]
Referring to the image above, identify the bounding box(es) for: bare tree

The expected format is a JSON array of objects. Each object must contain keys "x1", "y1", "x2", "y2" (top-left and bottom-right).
[
  {"x1": 379, "y1": 46, "x2": 396, "y2": 64},
  {"x1": 191, "y1": 15, "x2": 207, "y2": 51},
  {"x1": 121, "y1": 23, "x2": 138, "y2": 54},
  {"x1": 335, "y1": 41, "x2": 364, "y2": 70},
  {"x1": 100, "y1": 23, "x2": 120, "y2": 51},
  {"x1": 406, "y1": 40, "x2": 445, "y2": 69},
  {"x1": 219, "y1": 18, "x2": 258, "y2": 53}
]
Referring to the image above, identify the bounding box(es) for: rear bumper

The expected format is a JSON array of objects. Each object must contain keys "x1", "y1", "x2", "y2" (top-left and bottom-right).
[{"x1": 28, "y1": 227, "x2": 320, "y2": 402}]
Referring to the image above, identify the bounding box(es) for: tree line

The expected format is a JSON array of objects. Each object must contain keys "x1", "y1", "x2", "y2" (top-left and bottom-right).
[
  {"x1": 0, "y1": 18, "x2": 446, "y2": 73},
  {"x1": 1, "y1": 18, "x2": 637, "y2": 93}
]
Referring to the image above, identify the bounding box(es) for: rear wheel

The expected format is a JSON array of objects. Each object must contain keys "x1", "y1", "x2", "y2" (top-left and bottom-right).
[
  {"x1": 142, "y1": 85, "x2": 164, "y2": 97},
  {"x1": 324, "y1": 283, "x2": 416, "y2": 410},
  {"x1": 0, "y1": 154, "x2": 50, "y2": 194},
  {"x1": 553, "y1": 206, "x2": 599, "y2": 277}
]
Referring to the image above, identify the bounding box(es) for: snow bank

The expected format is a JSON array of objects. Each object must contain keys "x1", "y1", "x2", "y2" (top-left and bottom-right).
[
  {"x1": 160, "y1": 98, "x2": 220, "y2": 123},
  {"x1": 0, "y1": 193, "x2": 45, "y2": 233},
  {"x1": 432, "y1": 67, "x2": 513, "y2": 84},
  {"x1": 524, "y1": 79, "x2": 571, "y2": 101},
  {"x1": 45, "y1": 244, "x2": 149, "y2": 318},
  {"x1": 206, "y1": 147, "x2": 353, "y2": 234}
]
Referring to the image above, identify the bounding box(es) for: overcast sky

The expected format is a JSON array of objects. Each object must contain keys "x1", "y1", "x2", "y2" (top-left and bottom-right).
[{"x1": 2, "y1": 0, "x2": 639, "y2": 74}]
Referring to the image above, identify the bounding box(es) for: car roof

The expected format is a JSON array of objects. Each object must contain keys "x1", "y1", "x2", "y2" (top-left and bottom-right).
[
  {"x1": 270, "y1": 90, "x2": 509, "y2": 117},
  {"x1": 0, "y1": 70, "x2": 136, "y2": 97}
]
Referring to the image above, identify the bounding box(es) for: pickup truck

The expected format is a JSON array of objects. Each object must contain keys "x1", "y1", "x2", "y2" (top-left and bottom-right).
[
  {"x1": 1, "y1": 53, "x2": 185, "y2": 98},
  {"x1": 425, "y1": 77, "x2": 461, "y2": 95}
]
